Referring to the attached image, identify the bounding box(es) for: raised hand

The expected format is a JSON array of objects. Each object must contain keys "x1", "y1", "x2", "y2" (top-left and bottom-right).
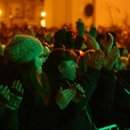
[
  {"x1": 76, "y1": 18, "x2": 85, "y2": 37},
  {"x1": 87, "y1": 50, "x2": 105, "y2": 70},
  {"x1": 103, "y1": 33, "x2": 114, "y2": 53},
  {"x1": 87, "y1": 24, "x2": 97, "y2": 39},
  {"x1": 55, "y1": 87, "x2": 76, "y2": 110},
  {"x1": 102, "y1": 46, "x2": 119, "y2": 70},
  {"x1": 28, "y1": 26, "x2": 35, "y2": 37},
  {"x1": 5, "y1": 80, "x2": 24, "y2": 110},
  {"x1": 86, "y1": 33, "x2": 100, "y2": 50},
  {"x1": 0, "y1": 85, "x2": 10, "y2": 108},
  {"x1": 17, "y1": 31, "x2": 22, "y2": 35}
]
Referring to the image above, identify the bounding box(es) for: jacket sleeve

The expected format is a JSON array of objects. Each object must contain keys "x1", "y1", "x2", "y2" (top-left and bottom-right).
[
  {"x1": 90, "y1": 69, "x2": 115, "y2": 110},
  {"x1": 0, "y1": 108, "x2": 4, "y2": 119},
  {"x1": 31, "y1": 101, "x2": 62, "y2": 130},
  {"x1": 75, "y1": 67, "x2": 100, "y2": 112},
  {"x1": 0, "y1": 55, "x2": 4, "y2": 64},
  {"x1": 74, "y1": 35, "x2": 84, "y2": 50},
  {"x1": 0, "y1": 108, "x2": 19, "y2": 130}
]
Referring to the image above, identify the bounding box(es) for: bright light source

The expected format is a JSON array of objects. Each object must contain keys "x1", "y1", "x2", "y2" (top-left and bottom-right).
[
  {"x1": 0, "y1": 10, "x2": 1, "y2": 15},
  {"x1": 79, "y1": 50, "x2": 85, "y2": 56},
  {"x1": 9, "y1": 14, "x2": 13, "y2": 19},
  {"x1": 40, "y1": 19, "x2": 46, "y2": 27},
  {"x1": 41, "y1": 12, "x2": 46, "y2": 17},
  {"x1": 2, "y1": 44, "x2": 5, "y2": 48}
]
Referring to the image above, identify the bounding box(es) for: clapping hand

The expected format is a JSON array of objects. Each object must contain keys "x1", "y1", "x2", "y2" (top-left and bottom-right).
[
  {"x1": 85, "y1": 33, "x2": 100, "y2": 50},
  {"x1": 103, "y1": 33, "x2": 114, "y2": 53},
  {"x1": 55, "y1": 87, "x2": 76, "y2": 110},
  {"x1": 102, "y1": 46, "x2": 119, "y2": 70},
  {"x1": 76, "y1": 18, "x2": 85, "y2": 37},
  {"x1": 87, "y1": 50, "x2": 105, "y2": 70},
  {"x1": 5, "y1": 80, "x2": 24, "y2": 110}
]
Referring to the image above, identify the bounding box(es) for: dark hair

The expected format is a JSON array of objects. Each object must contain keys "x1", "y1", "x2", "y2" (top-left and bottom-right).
[
  {"x1": 47, "y1": 48, "x2": 76, "y2": 65},
  {"x1": 18, "y1": 59, "x2": 50, "y2": 107},
  {"x1": 43, "y1": 48, "x2": 77, "y2": 77},
  {"x1": 53, "y1": 28, "x2": 74, "y2": 49}
]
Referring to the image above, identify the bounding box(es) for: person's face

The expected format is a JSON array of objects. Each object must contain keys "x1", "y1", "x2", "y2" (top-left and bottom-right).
[
  {"x1": 34, "y1": 49, "x2": 45, "y2": 74},
  {"x1": 59, "y1": 60, "x2": 79, "y2": 80},
  {"x1": 42, "y1": 46, "x2": 50, "y2": 61}
]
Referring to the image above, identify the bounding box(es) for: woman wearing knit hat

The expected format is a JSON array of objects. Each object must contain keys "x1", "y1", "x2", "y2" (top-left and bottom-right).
[{"x1": 0, "y1": 35, "x2": 76, "y2": 130}]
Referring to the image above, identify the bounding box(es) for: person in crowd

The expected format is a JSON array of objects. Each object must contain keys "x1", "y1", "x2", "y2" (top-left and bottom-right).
[
  {"x1": 0, "y1": 34, "x2": 77, "y2": 130},
  {"x1": 43, "y1": 47, "x2": 105, "y2": 130},
  {"x1": 76, "y1": 33, "x2": 130, "y2": 129},
  {"x1": 0, "y1": 43, "x2": 4, "y2": 64},
  {"x1": 42, "y1": 42, "x2": 51, "y2": 61},
  {"x1": 114, "y1": 52, "x2": 130, "y2": 116},
  {"x1": 30, "y1": 27, "x2": 51, "y2": 61},
  {"x1": 0, "y1": 81, "x2": 24, "y2": 130},
  {"x1": 53, "y1": 18, "x2": 85, "y2": 50}
]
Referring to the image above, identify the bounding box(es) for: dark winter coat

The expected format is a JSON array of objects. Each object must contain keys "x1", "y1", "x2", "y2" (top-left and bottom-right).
[{"x1": 43, "y1": 66, "x2": 100, "y2": 130}]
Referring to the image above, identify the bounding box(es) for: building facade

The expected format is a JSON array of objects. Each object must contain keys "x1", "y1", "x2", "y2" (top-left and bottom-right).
[
  {"x1": 0, "y1": 0, "x2": 130, "y2": 29},
  {"x1": 0, "y1": 0, "x2": 44, "y2": 27}
]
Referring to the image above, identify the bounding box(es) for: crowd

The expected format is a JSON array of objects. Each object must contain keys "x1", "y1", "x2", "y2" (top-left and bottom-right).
[{"x1": 0, "y1": 18, "x2": 130, "y2": 130}]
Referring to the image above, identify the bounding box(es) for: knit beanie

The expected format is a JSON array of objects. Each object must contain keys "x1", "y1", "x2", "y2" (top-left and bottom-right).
[{"x1": 4, "y1": 35, "x2": 43, "y2": 64}]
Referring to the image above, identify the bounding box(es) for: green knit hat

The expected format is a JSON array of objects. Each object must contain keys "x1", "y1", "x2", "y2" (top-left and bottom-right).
[{"x1": 4, "y1": 35, "x2": 43, "y2": 64}]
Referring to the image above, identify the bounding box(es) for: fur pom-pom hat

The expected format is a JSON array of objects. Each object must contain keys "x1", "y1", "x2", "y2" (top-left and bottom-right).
[{"x1": 4, "y1": 35, "x2": 43, "y2": 64}]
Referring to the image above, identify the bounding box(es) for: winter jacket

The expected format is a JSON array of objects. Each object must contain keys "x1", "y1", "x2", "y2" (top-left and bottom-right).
[
  {"x1": 43, "y1": 66, "x2": 100, "y2": 130},
  {"x1": 0, "y1": 63, "x2": 62, "y2": 130}
]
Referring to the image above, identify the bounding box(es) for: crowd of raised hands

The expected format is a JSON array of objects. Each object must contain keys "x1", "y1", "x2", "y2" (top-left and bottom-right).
[{"x1": 0, "y1": 17, "x2": 129, "y2": 130}]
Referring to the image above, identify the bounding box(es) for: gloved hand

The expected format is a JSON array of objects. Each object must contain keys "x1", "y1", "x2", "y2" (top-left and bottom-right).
[
  {"x1": 0, "y1": 85, "x2": 10, "y2": 109},
  {"x1": 5, "y1": 81, "x2": 24, "y2": 110},
  {"x1": 87, "y1": 24, "x2": 97, "y2": 39},
  {"x1": 76, "y1": 18, "x2": 85, "y2": 37}
]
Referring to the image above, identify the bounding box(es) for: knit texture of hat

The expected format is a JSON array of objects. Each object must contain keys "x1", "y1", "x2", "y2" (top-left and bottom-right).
[{"x1": 4, "y1": 35, "x2": 43, "y2": 64}]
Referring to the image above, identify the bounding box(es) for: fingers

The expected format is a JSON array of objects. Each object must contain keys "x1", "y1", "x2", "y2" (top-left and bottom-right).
[
  {"x1": 0, "y1": 85, "x2": 3, "y2": 90},
  {"x1": 107, "y1": 46, "x2": 119, "y2": 60},
  {"x1": 21, "y1": 88, "x2": 24, "y2": 94},
  {"x1": 88, "y1": 50, "x2": 105, "y2": 70},
  {"x1": 55, "y1": 87, "x2": 76, "y2": 109},
  {"x1": 4, "y1": 89, "x2": 10, "y2": 98},
  {"x1": 103, "y1": 46, "x2": 120, "y2": 70},
  {"x1": 76, "y1": 84, "x2": 86, "y2": 98},
  {"x1": 0, "y1": 85, "x2": 10, "y2": 99},
  {"x1": 108, "y1": 33, "x2": 114, "y2": 43},
  {"x1": 61, "y1": 87, "x2": 76, "y2": 101},
  {"x1": 61, "y1": 88, "x2": 76, "y2": 97},
  {"x1": 17, "y1": 31, "x2": 22, "y2": 35},
  {"x1": 29, "y1": 28, "x2": 35, "y2": 37},
  {"x1": 76, "y1": 84, "x2": 85, "y2": 94},
  {"x1": 91, "y1": 50, "x2": 105, "y2": 65},
  {"x1": 86, "y1": 52, "x2": 91, "y2": 62},
  {"x1": 66, "y1": 90, "x2": 76, "y2": 101},
  {"x1": 86, "y1": 34, "x2": 100, "y2": 50},
  {"x1": 91, "y1": 50, "x2": 104, "y2": 61},
  {"x1": 11, "y1": 80, "x2": 23, "y2": 93}
]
